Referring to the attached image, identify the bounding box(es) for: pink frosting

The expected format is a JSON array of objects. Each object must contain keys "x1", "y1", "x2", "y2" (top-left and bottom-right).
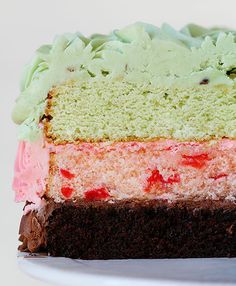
[{"x1": 13, "y1": 140, "x2": 49, "y2": 211}]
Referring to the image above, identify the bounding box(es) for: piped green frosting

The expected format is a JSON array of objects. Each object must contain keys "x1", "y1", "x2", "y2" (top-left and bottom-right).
[{"x1": 12, "y1": 22, "x2": 236, "y2": 141}]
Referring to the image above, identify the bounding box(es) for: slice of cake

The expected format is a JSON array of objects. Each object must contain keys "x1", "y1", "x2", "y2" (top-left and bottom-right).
[{"x1": 13, "y1": 23, "x2": 236, "y2": 259}]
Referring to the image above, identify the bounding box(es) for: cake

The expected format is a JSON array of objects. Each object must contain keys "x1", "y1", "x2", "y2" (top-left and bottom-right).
[{"x1": 13, "y1": 23, "x2": 236, "y2": 259}]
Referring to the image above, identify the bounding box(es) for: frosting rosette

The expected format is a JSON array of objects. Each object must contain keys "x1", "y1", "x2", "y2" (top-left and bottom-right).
[{"x1": 13, "y1": 140, "x2": 49, "y2": 210}]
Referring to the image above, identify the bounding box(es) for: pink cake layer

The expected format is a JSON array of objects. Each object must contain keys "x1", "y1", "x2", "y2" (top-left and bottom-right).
[
  {"x1": 48, "y1": 140, "x2": 236, "y2": 202},
  {"x1": 13, "y1": 139, "x2": 236, "y2": 209}
]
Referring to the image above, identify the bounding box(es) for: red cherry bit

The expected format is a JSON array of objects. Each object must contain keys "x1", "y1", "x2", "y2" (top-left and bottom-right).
[
  {"x1": 61, "y1": 187, "x2": 75, "y2": 198},
  {"x1": 182, "y1": 153, "x2": 210, "y2": 169},
  {"x1": 60, "y1": 169, "x2": 75, "y2": 179},
  {"x1": 85, "y1": 187, "x2": 110, "y2": 201}
]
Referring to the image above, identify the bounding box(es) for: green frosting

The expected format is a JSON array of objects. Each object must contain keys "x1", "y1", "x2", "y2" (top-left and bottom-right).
[{"x1": 12, "y1": 22, "x2": 236, "y2": 141}]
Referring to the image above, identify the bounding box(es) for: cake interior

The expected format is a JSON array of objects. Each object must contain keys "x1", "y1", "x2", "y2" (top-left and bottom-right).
[
  {"x1": 19, "y1": 200, "x2": 236, "y2": 259},
  {"x1": 45, "y1": 80, "x2": 236, "y2": 143},
  {"x1": 47, "y1": 140, "x2": 236, "y2": 202}
]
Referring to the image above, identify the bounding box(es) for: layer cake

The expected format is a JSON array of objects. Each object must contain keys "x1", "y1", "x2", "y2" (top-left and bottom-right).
[{"x1": 13, "y1": 23, "x2": 236, "y2": 258}]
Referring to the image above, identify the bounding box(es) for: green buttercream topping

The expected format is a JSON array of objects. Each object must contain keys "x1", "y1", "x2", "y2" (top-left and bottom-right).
[{"x1": 12, "y1": 22, "x2": 236, "y2": 141}]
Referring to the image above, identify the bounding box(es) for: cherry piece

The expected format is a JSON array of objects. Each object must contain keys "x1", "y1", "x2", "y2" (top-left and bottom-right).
[
  {"x1": 145, "y1": 169, "x2": 180, "y2": 192},
  {"x1": 61, "y1": 187, "x2": 75, "y2": 198},
  {"x1": 210, "y1": 173, "x2": 228, "y2": 180},
  {"x1": 166, "y1": 173, "x2": 181, "y2": 184},
  {"x1": 147, "y1": 169, "x2": 165, "y2": 185},
  {"x1": 60, "y1": 169, "x2": 75, "y2": 179},
  {"x1": 182, "y1": 153, "x2": 209, "y2": 169},
  {"x1": 85, "y1": 187, "x2": 110, "y2": 201}
]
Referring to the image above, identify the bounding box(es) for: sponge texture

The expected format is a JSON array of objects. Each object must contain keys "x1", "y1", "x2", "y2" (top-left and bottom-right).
[
  {"x1": 47, "y1": 139, "x2": 236, "y2": 203},
  {"x1": 45, "y1": 80, "x2": 236, "y2": 143}
]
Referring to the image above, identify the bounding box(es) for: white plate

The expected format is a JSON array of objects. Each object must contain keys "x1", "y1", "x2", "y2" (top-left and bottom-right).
[{"x1": 18, "y1": 253, "x2": 236, "y2": 286}]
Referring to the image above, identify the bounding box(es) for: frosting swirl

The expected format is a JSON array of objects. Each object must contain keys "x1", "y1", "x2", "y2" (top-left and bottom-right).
[
  {"x1": 12, "y1": 22, "x2": 236, "y2": 141},
  {"x1": 13, "y1": 140, "x2": 49, "y2": 211}
]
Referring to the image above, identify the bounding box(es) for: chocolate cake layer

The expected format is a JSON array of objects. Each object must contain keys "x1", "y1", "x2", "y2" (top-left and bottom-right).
[{"x1": 19, "y1": 200, "x2": 236, "y2": 259}]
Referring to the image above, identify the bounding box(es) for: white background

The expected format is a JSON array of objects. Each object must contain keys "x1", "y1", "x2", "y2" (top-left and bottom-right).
[{"x1": 1, "y1": 0, "x2": 236, "y2": 285}]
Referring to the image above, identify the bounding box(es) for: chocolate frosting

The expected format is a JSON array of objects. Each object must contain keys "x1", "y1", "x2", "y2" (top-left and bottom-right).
[{"x1": 18, "y1": 201, "x2": 56, "y2": 252}]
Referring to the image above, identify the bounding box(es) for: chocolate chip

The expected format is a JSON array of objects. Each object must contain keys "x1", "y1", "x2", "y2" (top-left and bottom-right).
[
  {"x1": 164, "y1": 93, "x2": 168, "y2": 99},
  {"x1": 67, "y1": 67, "x2": 76, "y2": 72},
  {"x1": 226, "y1": 68, "x2": 236, "y2": 79},
  {"x1": 41, "y1": 114, "x2": 53, "y2": 121},
  {"x1": 87, "y1": 70, "x2": 95, "y2": 77},
  {"x1": 200, "y1": 78, "x2": 209, "y2": 85},
  {"x1": 101, "y1": 70, "x2": 109, "y2": 76}
]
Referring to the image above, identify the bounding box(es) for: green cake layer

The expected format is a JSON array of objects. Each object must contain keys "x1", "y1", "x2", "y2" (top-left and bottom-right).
[
  {"x1": 45, "y1": 80, "x2": 236, "y2": 143},
  {"x1": 12, "y1": 23, "x2": 236, "y2": 141}
]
